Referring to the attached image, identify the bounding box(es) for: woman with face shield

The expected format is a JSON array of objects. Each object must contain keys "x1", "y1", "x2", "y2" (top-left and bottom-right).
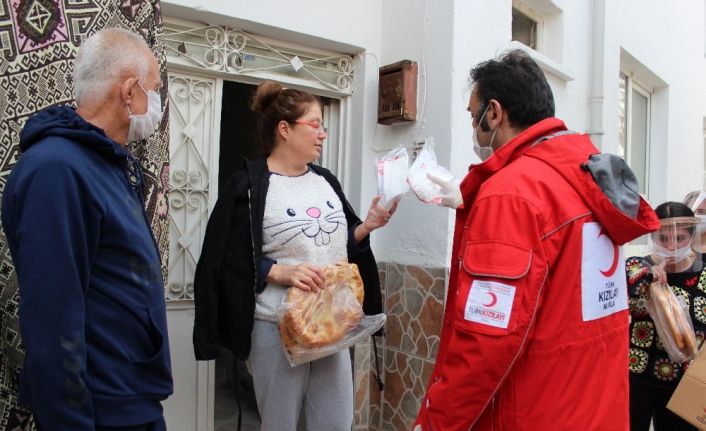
[
  {"x1": 683, "y1": 190, "x2": 706, "y2": 261},
  {"x1": 626, "y1": 201, "x2": 705, "y2": 431},
  {"x1": 683, "y1": 190, "x2": 706, "y2": 217}
]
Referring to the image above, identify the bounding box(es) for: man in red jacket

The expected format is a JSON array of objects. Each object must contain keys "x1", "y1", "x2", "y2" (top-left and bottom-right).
[{"x1": 416, "y1": 50, "x2": 660, "y2": 430}]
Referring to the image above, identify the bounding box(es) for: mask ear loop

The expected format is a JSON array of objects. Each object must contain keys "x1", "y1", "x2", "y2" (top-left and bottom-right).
[
  {"x1": 126, "y1": 81, "x2": 149, "y2": 118},
  {"x1": 477, "y1": 103, "x2": 499, "y2": 149}
]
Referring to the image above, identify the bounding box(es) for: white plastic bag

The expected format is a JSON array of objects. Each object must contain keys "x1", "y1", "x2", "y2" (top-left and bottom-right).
[
  {"x1": 376, "y1": 147, "x2": 410, "y2": 206},
  {"x1": 407, "y1": 142, "x2": 454, "y2": 205}
]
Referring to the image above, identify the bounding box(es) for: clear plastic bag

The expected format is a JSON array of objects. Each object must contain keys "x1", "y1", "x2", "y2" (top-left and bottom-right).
[
  {"x1": 281, "y1": 313, "x2": 386, "y2": 367},
  {"x1": 376, "y1": 147, "x2": 410, "y2": 206},
  {"x1": 278, "y1": 261, "x2": 386, "y2": 366},
  {"x1": 407, "y1": 142, "x2": 454, "y2": 205},
  {"x1": 646, "y1": 282, "x2": 698, "y2": 362}
]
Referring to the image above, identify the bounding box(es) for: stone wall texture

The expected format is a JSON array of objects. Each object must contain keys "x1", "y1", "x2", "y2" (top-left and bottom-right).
[{"x1": 353, "y1": 262, "x2": 447, "y2": 430}]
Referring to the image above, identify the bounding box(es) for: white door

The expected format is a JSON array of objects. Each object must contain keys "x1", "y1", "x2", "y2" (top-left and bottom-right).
[
  {"x1": 163, "y1": 72, "x2": 222, "y2": 431},
  {"x1": 159, "y1": 21, "x2": 356, "y2": 429}
]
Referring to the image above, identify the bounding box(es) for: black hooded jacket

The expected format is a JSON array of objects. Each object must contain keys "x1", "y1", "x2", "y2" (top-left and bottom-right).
[{"x1": 192, "y1": 158, "x2": 382, "y2": 361}]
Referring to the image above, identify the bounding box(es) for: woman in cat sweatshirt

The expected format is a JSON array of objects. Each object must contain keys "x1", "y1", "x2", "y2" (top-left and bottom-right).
[{"x1": 193, "y1": 80, "x2": 396, "y2": 431}]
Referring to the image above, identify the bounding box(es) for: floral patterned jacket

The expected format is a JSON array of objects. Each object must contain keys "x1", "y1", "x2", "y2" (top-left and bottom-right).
[{"x1": 627, "y1": 255, "x2": 706, "y2": 388}]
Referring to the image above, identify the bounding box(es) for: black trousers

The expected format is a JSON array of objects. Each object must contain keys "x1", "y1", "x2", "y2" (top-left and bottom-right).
[
  {"x1": 96, "y1": 417, "x2": 166, "y2": 431},
  {"x1": 630, "y1": 376, "x2": 695, "y2": 431},
  {"x1": 37, "y1": 416, "x2": 166, "y2": 431}
]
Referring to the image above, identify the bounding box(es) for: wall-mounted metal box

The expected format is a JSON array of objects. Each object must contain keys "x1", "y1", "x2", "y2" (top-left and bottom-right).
[{"x1": 377, "y1": 60, "x2": 418, "y2": 125}]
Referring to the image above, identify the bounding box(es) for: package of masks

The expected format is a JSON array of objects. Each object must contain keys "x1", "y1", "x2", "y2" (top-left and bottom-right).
[
  {"x1": 375, "y1": 147, "x2": 410, "y2": 206},
  {"x1": 407, "y1": 141, "x2": 454, "y2": 205}
]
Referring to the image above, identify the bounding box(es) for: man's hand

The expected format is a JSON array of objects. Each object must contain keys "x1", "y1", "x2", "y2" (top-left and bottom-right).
[{"x1": 427, "y1": 173, "x2": 463, "y2": 209}]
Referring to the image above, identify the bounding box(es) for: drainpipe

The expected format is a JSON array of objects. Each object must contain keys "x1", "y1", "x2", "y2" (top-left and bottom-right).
[{"x1": 587, "y1": 0, "x2": 606, "y2": 149}]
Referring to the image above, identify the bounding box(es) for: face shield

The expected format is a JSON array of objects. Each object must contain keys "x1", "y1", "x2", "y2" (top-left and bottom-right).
[
  {"x1": 689, "y1": 191, "x2": 706, "y2": 253},
  {"x1": 648, "y1": 216, "x2": 703, "y2": 265}
]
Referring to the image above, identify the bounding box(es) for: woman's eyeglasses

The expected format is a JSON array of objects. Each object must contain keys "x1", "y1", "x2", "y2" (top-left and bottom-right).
[{"x1": 294, "y1": 119, "x2": 327, "y2": 135}]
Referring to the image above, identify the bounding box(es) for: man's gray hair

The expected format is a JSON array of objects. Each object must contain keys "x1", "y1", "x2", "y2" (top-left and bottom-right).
[{"x1": 73, "y1": 28, "x2": 152, "y2": 105}]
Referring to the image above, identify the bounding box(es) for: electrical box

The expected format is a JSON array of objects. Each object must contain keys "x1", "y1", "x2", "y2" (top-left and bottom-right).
[{"x1": 378, "y1": 60, "x2": 418, "y2": 125}]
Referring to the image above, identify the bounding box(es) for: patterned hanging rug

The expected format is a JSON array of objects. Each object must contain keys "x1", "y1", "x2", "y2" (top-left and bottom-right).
[{"x1": 0, "y1": 1, "x2": 170, "y2": 429}]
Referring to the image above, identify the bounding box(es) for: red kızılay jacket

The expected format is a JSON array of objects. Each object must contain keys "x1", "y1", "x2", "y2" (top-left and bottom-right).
[{"x1": 413, "y1": 118, "x2": 659, "y2": 431}]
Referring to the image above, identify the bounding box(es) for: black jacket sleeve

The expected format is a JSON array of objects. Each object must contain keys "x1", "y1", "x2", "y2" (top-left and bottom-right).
[{"x1": 192, "y1": 171, "x2": 254, "y2": 360}]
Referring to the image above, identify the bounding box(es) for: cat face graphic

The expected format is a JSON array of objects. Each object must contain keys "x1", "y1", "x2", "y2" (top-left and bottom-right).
[{"x1": 264, "y1": 199, "x2": 345, "y2": 246}]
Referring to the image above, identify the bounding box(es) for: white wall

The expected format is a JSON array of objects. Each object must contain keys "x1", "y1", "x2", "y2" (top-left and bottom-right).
[
  {"x1": 161, "y1": 0, "x2": 382, "y2": 53},
  {"x1": 549, "y1": 0, "x2": 591, "y2": 132},
  {"x1": 365, "y1": 0, "x2": 456, "y2": 267},
  {"x1": 433, "y1": 0, "x2": 594, "y2": 265},
  {"x1": 699, "y1": 2, "x2": 706, "y2": 192},
  {"x1": 601, "y1": 0, "x2": 705, "y2": 204},
  {"x1": 371, "y1": 0, "x2": 588, "y2": 267},
  {"x1": 161, "y1": 0, "x2": 706, "y2": 268},
  {"x1": 441, "y1": 1, "x2": 512, "y2": 263}
]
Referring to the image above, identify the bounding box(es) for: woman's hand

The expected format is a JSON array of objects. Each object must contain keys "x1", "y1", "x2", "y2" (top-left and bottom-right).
[
  {"x1": 363, "y1": 196, "x2": 398, "y2": 231},
  {"x1": 355, "y1": 196, "x2": 398, "y2": 242},
  {"x1": 650, "y1": 260, "x2": 668, "y2": 286},
  {"x1": 268, "y1": 263, "x2": 324, "y2": 292}
]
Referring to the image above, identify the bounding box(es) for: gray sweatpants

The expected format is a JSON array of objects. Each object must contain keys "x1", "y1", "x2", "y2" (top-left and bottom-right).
[{"x1": 246, "y1": 319, "x2": 354, "y2": 431}]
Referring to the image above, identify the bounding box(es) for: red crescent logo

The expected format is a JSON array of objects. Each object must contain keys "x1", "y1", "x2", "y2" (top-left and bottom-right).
[
  {"x1": 598, "y1": 228, "x2": 620, "y2": 277},
  {"x1": 483, "y1": 292, "x2": 498, "y2": 307}
]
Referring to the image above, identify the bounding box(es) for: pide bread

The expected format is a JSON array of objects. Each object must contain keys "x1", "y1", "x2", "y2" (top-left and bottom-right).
[
  {"x1": 280, "y1": 261, "x2": 364, "y2": 351},
  {"x1": 650, "y1": 283, "x2": 698, "y2": 359}
]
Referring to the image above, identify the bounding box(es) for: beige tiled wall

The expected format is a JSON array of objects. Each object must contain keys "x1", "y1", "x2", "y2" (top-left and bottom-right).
[{"x1": 354, "y1": 262, "x2": 447, "y2": 430}]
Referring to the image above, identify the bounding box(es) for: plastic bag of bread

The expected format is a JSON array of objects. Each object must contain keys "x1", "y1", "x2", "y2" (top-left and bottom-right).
[
  {"x1": 278, "y1": 260, "x2": 386, "y2": 366},
  {"x1": 646, "y1": 282, "x2": 698, "y2": 362}
]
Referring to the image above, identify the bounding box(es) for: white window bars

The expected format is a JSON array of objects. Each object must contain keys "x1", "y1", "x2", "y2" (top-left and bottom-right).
[{"x1": 160, "y1": 24, "x2": 355, "y2": 93}]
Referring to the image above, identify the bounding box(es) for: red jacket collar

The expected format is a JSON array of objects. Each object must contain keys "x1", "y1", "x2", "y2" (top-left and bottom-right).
[{"x1": 459, "y1": 117, "x2": 567, "y2": 206}]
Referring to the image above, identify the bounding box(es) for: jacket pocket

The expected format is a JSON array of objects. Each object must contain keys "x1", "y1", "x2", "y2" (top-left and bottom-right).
[
  {"x1": 133, "y1": 307, "x2": 172, "y2": 394},
  {"x1": 454, "y1": 240, "x2": 533, "y2": 336},
  {"x1": 462, "y1": 240, "x2": 532, "y2": 279}
]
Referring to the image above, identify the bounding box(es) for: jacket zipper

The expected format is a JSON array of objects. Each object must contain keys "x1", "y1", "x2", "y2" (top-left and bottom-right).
[
  {"x1": 247, "y1": 188, "x2": 258, "y2": 294},
  {"x1": 465, "y1": 266, "x2": 550, "y2": 430},
  {"x1": 491, "y1": 396, "x2": 496, "y2": 431},
  {"x1": 125, "y1": 156, "x2": 162, "y2": 263}
]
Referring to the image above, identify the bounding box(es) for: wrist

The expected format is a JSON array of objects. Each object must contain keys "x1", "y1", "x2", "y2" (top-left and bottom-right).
[
  {"x1": 268, "y1": 264, "x2": 282, "y2": 284},
  {"x1": 358, "y1": 222, "x2": 373, "y2": 238}
]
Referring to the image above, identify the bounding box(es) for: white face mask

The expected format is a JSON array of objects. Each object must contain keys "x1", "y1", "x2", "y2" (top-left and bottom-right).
[
  {"x1": 127, "y1": 82, "x2": 163, "y2": 143},
  {"x1": 695, "y1": 215, "x2": 706, "y2": 236},
  {"x1": 472, "y1": 105, "x2": 497, "y2": 162},
  {"x1": 653, "y1": 242, "x2": 693, "y2": 262}
]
